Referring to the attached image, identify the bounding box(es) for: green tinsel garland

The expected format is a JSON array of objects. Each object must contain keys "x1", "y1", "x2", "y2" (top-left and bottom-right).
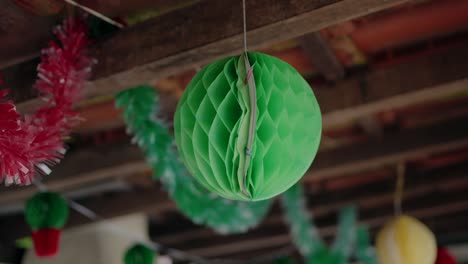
[
  {"x1": 281, "y1": 184, "x2": 378, "y2": 264},
  {"x1": 116, "y1": 86, "x2": 272, "y2": 234},
  {"x1": 116, "y1": 85, "x2": 379, "y2": 260},
  {"x1": 356, "y1": 227, "x2": 378, "y2": 264}
]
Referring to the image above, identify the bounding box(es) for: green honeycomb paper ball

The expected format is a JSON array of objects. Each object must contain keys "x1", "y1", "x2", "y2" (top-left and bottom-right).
[
  {"x1": 174, "y1": 52, "x2": 322, "y2": 201},
  {"x1": 25, "y1": 192, "x2": 69, "y2": 230}
]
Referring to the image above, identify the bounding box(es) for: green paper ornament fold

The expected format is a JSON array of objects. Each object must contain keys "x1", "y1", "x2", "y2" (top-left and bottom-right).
[
  {"x1": 116, "y1": 86, "x2": 272, "y2": 234},
  {"x1": 174, "y1": 52, "x2": 322, "y2": 201}
]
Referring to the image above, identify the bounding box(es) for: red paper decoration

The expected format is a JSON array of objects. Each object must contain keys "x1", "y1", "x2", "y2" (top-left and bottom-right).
[
  {"x1": 0, "y1": 16, "x2": 94, "y2": 185},
  {"x1": 436, "y1": 247, "x2": 457, "y2": 264}
]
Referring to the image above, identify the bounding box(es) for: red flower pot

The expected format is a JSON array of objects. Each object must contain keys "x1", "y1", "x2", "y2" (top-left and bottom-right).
[
  {"x1": 12, "y1": 0, "x2": 64, "y2": 16},
  {"x1": 32, "y1": 228, "x2": 62, "y2": 257}
]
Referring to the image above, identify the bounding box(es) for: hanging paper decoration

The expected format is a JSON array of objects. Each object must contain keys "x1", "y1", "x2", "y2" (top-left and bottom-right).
[
  {"x1": 24, "y1": 192, "x2": 69, "y2": 257},
  {"x1": 124, "y1": 243, "x2": 156, "y2": 264},
  {"x1": 376, "y1": 215, "x2": 436, "y2": 264},
  {"x1": 116, "y1": 86, "x2": 272, "y2": 234},
  {"x1": 174, "y1": 52, "x2": 322, "y2": 201},
  {"x1": 281, "y1": 184, "x2": 378, "y2": 264},
  {"x1": 436, "y1": 247, "x2": 458, "y2": 264},
  {"x1": 0, "y1": 16, "x2": 93, "y2": 185},
  {"x1": 12, "y1": 0, "x2": 64, "y2": 16}
]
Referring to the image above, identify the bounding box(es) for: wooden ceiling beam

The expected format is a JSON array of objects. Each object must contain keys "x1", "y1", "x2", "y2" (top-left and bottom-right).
[
  {"x1": 300, "y1": 32, "x2": 345, "y2": 80},
  {"x1": 14, "y1": 40, "x2": 468, "y2": 135},
  {"x1": 10, "y1": 0, "x2": 409, "y2": 113},
  {"x1": 1, "y1": 116, "x2": 467, "y2": 206},
  {"x1": 309, "y1": 117, "x2": 468, "y2": 180},
  {"x1": 152, "y1": 170, "x2": 468, "y2": 245},
  {"x1": 2, "y1": 159, "x2": 467, "y2": 246},
  {"x1": 183, "y1": 198, "x2": 468, "y2": 257},
  {"x1": 318, "y1": 43, "x2": 468, "y2": 128},
  {"x1": 0, "y1": 142, "x2": 149, "y2": 205}
]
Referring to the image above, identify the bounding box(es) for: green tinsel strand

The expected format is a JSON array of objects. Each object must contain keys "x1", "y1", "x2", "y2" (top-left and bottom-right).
[
  {"x1": 281, "y1": 184, "x2": 325, "y2": 256},
  {"x1": 282, "y1": 184, "x2": 371, "y2": 264},
  {"x1": 116, "y1": 85, "x2": 272, "y2": 234},
  {"x1": 356, "y1": 227, "x2": 379, "y2": 264},
  {"x1": 332, "y1": 206, "x2": 356, "y2": 258}
]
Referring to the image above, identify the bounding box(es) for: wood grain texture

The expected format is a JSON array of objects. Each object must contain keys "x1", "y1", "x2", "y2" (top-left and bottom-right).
[
  {"x1": 1, "y1": 164, "x2": 467, "y2": 253},
  {"x1": 88, "y1": 0, "x2": 408, "y2": 99},
  {"x1": 10, "y1": 0, "x2": 409, "y2": 112},
  {"x1": 300, "y1": 33, "x2": 345, "y2": 80},
  {"x1": 1, "y1": 116, "x2": 467, "y2": 206},
  {"x1": 318, "y1": 44, "x2": 468, "y2": 128},
  {"x1": 15, "y1": 41, "x2": 468, "y2": 135},
  {"x1": 309, "y1": 117, "x2": 468, "y2": 180}
]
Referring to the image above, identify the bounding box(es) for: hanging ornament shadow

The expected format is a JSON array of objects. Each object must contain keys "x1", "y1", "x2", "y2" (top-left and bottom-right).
[
  {"x1": 116, "y1": 86, "x2": 272, "y2": 234},
  {"x1": 24, "y1": 191, "x2": 69, "y2": 258},
  {"x1": 174, "y1": 52, "x2": 322, "y2": 201}
]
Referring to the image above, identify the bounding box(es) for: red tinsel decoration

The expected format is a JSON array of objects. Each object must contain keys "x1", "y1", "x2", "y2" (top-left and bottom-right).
[{"x1": 0, "y1": 17, "x2": 94, "y2": 185}]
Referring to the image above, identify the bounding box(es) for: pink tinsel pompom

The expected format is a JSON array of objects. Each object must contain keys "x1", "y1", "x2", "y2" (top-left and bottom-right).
[{"x1": 0, "y1": 16, "x2": 94, "y2": 185}]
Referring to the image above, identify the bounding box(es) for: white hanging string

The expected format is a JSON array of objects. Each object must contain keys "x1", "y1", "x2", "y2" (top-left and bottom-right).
[
  {"x1": 394, "y1": 162, "x2": 405, "y2": 216},
  {"x1": 27, "y1": 1, "x2": 288, "y2": 261},
  {"x1": 62, "y1": 0, "x2": 125, "y2": 28},
  {"x1": 242, "y1": 0, "x2": 248, "y2": 52}
]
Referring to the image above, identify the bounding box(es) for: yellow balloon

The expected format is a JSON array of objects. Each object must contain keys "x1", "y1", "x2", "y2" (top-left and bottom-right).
[{"x1": 376, "y1": 215, "x2": 436, "y2": 264}]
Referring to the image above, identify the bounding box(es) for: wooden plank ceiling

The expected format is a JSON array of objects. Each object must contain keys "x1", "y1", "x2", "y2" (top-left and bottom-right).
[{"x1": 1, "y1": 0, "x2": 468, "y2": 262}]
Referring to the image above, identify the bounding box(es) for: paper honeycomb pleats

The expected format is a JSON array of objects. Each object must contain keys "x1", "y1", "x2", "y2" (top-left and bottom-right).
[
  {"x1": 175, "y1": 52, "x2": 322, "y2": 201},
  {"x1": 116, "y1": 86, "x2": 272, "y2": 234}
]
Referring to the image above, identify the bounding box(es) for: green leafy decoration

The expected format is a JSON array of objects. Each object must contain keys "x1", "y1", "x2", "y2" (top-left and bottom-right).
[
  {"x1": 281, "y1": 184, "x2": 378, "y2": 264},
  {"x1": 116, "y1": 85, "x2": 272, "y2": 234}
]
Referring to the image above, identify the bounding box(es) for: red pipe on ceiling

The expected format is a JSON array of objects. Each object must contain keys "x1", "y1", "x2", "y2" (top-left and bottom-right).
[{"x1": 350, "y1": 0, "x2": 468, "y2": 54}]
